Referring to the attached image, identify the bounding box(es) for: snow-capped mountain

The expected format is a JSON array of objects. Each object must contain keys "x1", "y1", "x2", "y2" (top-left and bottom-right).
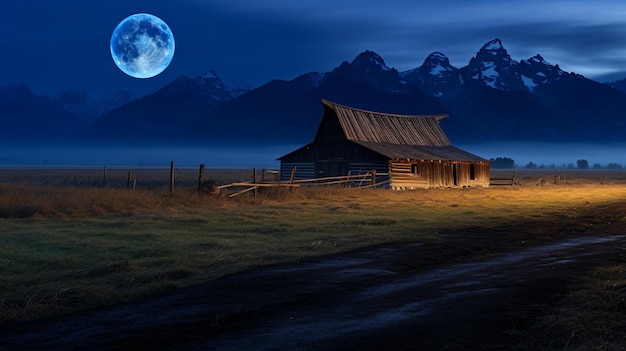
[
  {"x1": 161, "y1": 70, "x2": 253, "y2": 101},
  {"x1": 518, "y1": 55, "x2": 565, "y2": 90},
  {"x1": 401, "y1": 52, "x2": 462, "y2": 98},
  {"x1": 463, "y1": 38, "x2": 527, "y2": 91},
  {"x1": 436, "y1": 39, "x2": 626, "y2": 142},
  {"x1": 349, "y1": 50, "x2": 393, "y2": 72},
  {"x1": 3, "y1": 38, "x2": 626, "y2": 146},
  {"x1": 193, "y1": 70, "x2": 234, "y2": 102},
  {"x1": 400, "y1": 39, "x2": 568, "y2": 99},
  {"x1": 331, "y1": 50, "x2": 407, "y2": 93},
  {"x1": 191, "y1": 53, "x2": 444, "y2": 145}
]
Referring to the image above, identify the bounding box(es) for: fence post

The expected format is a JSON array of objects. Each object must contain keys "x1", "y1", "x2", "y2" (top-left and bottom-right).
[
  {"x1": 102, "y1": 165, "x2": 107, "y2": 187},
  {"x1": 372, "y1": 169, "x2": 376, "y2": 187},
  {"x1": 253, "y1": 168, "x2": 258, "y2": 198},
  {"x1": 170, "y1": 161, "x2": 175, "y2": 195},
  {"x1": 198, "y1": 164, "x2": 205, "y2": 193},
  {"x1": 289, "y1": 166, "x2": 297, "y2": 184}
]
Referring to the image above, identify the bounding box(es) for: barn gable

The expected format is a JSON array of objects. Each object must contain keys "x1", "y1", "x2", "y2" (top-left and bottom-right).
[{"x1": 279, "y1": 99, "x2": 490, "y2": 188}]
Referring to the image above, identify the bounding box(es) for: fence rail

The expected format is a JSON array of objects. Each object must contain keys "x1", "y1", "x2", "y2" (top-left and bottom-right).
[
  {"x1": 489, "y1": 170, "x2": 519, "y2": 186},
  {"x1": 214, "y1": 168, "x2": 388, "y2": 198}
]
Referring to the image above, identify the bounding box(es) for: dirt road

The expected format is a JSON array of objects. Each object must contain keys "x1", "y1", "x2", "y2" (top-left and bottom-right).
[{"x1": 2, "y1": 233, "x2": 625, "y2": 350}]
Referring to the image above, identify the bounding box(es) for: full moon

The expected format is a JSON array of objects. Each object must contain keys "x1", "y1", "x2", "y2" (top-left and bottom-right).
[{"x1": 110, "y1": 13, "x2": 175, "y2": 79}]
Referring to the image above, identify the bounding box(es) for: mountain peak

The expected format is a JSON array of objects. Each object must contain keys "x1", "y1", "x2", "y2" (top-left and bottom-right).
[
  {"x1": 190, "y1": 71, "x2": 234, "y2": 102},
  {"x1": 526, "y1": 54, "x2": 559, "y2": 69},
  {"x1": 351, "y1": 50, "x2": 392, "y2": 72},
  {"x1": 422, "y1": 52, "x2": 456, "y2": 77},
  {"x1": 475, "y1": 38, "x2": 510, "y2": 61},
  {"x1": 428, "y1": 52, "x2": 449, "y2": 60},
  {"x1": 465, "y1": 38, "x2": 526, "y2": 90},
  {"x1": 195, "y1": 70, "x2": 224, "y2": 87},
  {"x1": 400, "y1": 52, "x2": 461, "y2": 98},
  {"x1": 329, "y1": 50, "x2": 402, "y2": 92},
  {"x1": 482, "y1": 38, "x2": 503, "y2": 51},
  {"x1": 200, "y1": 70, "x2": 219, "y2": 80},
  {"x1": 519, "y1": 54, "x2": 565, "y2": 89}
]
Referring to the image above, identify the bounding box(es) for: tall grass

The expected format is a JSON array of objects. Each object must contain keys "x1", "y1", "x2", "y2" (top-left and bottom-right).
[
  {"x1": 1, "y1": 170, "x2": 626, "y2": 329},
  {"x1": 0, "y1": 184, "x2": 211, "y2": 218},
  {"x1": 517, "y1": 264, "x2": 626, "y2": 350}
]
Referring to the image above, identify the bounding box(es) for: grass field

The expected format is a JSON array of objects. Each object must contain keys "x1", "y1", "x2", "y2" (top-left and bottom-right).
[{"x1": 1, "y1": 167, "x2": 626, "y2": 348}]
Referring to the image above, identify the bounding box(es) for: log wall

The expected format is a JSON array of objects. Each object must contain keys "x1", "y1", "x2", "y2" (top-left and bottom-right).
[
  {"x1": 389, "y1": 159, "x2": 490, "y2": 189},
  {"x1": 281, "y1": 159, "x2": 490, "y2": 189}
]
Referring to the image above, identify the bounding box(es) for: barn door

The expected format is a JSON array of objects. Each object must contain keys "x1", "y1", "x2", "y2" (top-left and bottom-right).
[
  {"x1": 453, "y1": 164, "x2": 459, "y2": 186},
  {"x1": 446, "y1": 163, "x2": 459, "y2": 187}
]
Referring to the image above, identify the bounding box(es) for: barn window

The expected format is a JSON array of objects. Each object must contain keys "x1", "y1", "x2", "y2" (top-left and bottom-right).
[
  {"x1": 411, "y1": 163, "x2": 420, "y2": 175},
  {"x1": 470, "y1": 164, "x2": 476, "y2": 180}
]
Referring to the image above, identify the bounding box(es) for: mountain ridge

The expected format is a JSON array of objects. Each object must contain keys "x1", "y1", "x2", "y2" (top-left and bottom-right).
[{"x1": 2, "y1": 39, "x2": 625, "y2": 146}]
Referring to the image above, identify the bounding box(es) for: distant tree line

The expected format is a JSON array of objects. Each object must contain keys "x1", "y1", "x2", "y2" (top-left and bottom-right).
[
  {"x1": 489, "y1": 157, "x2": 623, "y2": 170},
  {"x1": 489, "y1": 157, "x2": 515, "y2": 169}
]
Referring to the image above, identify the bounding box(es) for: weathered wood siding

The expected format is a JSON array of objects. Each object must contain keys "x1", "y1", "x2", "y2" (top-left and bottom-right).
[
  {"x1": 389, "y1": 159, "x2": 490, "y2": 189},
  {"x1": 348, "y1": 162, "x2": 390, "y2": 186},
  {"x1": 389, "y1": 160, "x2": 427, "y2": 189},
  {"x1": 280, "y1": 141, "x2": 389, "y2": 164},
  {"x1": 280, "y1": 162, "x2": 315, "y2": 181},
  {"x1": 348, "y1": 162, "x2": 388, "y2": 176},
  {"x1": 280, "y1": 161, "x2": 389, "y2": 183},
  {"x1": 279, "y1": 140, "x2": 390, "y2": 181},
  {"x1": 457, "y1": 161, "x2": 490, "y2": 187}
]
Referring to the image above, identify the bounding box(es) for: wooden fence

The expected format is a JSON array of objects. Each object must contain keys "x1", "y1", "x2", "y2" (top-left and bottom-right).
[
  {"x1": 41, "y1": 163, "x2": 385, "y2": 197},
  {"x1": 214, "y1": 168, "x2": 390, "y2": 198},
  {"x1": 489, "y1": 169, "x2": 519, "y2": 186}
]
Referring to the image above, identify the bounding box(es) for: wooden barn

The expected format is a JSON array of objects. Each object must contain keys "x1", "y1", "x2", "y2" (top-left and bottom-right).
[{"x1": 278, "y1": 99, "x2": 490, "y2": 189}]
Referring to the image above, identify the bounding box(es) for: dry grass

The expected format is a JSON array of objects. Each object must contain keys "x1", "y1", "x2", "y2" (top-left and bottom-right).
[
  {"x1": 1, "y1": 168, "x2": 626, "y2": 346},
  {"x1": 0, "y1": 184, "x2": 211, "y2": 218},
  {"x1": 516, "y1": 264, "x2": 626, "y2": 350}
]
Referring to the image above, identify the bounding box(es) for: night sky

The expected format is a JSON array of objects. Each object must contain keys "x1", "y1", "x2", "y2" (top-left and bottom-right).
[{"x1": 3, "y1": 1, "x2": 626, "y2": 98}]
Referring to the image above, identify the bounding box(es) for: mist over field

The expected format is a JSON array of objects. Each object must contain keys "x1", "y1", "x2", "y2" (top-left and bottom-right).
[
  {"x1": 0, "y1": 144, "x2": 296, "y2": 169},
  {"x1": 1, "y1": 142, "x2": 625, "y2": 169},
  {"x1": 460, "y1": 142, "x2": 626, "y2": 168}
]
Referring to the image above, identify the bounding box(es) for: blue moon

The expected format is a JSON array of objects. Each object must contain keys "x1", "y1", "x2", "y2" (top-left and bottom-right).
[{"x1": 110, "y1": 13, "x2": 175, "y2": 79}]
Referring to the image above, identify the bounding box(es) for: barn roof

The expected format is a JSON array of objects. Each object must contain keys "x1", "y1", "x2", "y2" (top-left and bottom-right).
[
  {"x1": 321, "y1": 99, "x2": 451, "y2": 147},
  {"x1": 278, "y1": 100, "x2": 487, "y2": 163},
  {"x1": 352, "y1": 141, "x2": 487, "y2": 162}
]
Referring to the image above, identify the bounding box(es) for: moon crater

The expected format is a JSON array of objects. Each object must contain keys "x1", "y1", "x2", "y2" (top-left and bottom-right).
[{"x1": 110, "y1": 13, "x2": 175, "y2": 79}]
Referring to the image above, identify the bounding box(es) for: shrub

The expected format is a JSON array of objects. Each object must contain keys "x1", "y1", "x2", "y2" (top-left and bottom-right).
[
  {"x1": 489, "y1": 157, "x2": 515, "y2": 169},
  {"x1": 607, "y1": 163, "x2": 623, "y2": 169},
  {"x1": 525, "y1": 162, "x2": 537, "y2": 169}
]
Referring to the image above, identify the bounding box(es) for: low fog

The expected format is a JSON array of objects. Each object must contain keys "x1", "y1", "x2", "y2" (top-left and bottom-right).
[
  {"x1": 460, "y1": 142, "x2": 626, "y2": 168},
  {"x1": 1, "y1": 143, "x2": 624, "y2": 169},
  {"x1": 0, "y1": 145, "x2": 296, "y2": 169}
]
